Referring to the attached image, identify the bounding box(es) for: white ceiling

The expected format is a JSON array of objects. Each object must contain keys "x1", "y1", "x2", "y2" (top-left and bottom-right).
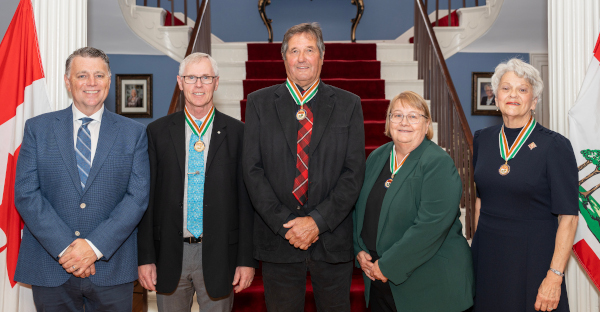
[
  {"x1": 461, "y1": 0, "x2": 548, "y2": 53},
  {"x1": 0, "y1": 0, "x2": 548, "y2": 54}
]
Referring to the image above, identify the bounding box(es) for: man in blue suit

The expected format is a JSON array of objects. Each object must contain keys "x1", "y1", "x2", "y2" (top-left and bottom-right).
[{"x1": 13, "y1": 47, "x2": 150, "y2": 311}]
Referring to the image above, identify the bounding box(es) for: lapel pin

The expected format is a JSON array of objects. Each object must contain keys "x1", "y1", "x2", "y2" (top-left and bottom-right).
[
  {"x1": 528, "y1": 142, "x2": 537, "y2": 150},
  {"x1": 217, "y1": 131, "x2": 221, "y2": 134}
]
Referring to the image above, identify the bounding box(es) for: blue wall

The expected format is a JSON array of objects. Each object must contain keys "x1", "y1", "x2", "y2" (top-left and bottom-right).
[
  {"x1": 445, "y1": 52, "x2": 530, "y2": 134},
  {"x1": 140, "y1": 0, "x2": 474, "y2": 42},
  {"x1": 105, "y1": 54, "x2": 179, "y2": 126}
]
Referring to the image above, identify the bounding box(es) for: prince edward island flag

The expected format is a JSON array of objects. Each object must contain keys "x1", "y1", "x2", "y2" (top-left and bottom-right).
[{"x1": 570, "y1": 31, "x2": 600, "y2": 291}]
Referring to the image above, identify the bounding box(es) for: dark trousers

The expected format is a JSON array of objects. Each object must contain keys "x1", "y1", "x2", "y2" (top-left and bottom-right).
[
  {"x1": 369, "y1": 251, "x2": 397, "y2": 312},
  {"x1": 262, "y1": 258, "x2": 353, "y2": 312},
  {"x1": 32, "y1": 275, "x2": 133, "y2": 312}
]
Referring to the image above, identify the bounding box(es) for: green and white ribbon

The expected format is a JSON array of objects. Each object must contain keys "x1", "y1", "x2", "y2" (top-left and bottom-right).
[
  {"x1": 390, "y1": 148, "x2": 410, "y2": 178},
  {"x1": 184, "y1": 105, "x2": 214, "y2": 137},
  {"x1": 499, "y1": 115, "x2": 536, "y2": 162},
  {"x1": 285, "y1": 78, "x2": 319, "y2": 107}
]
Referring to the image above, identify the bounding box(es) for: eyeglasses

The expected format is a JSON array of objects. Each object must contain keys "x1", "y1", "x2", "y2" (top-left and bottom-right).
[
  {"x1": 181, "y1": 75, "x2": 217, "y2": 84},
  {"x1": 389, "y1": 113, "x2": 428, "y2": 124}
]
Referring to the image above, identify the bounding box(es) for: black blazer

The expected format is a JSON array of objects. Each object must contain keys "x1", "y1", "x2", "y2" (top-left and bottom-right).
[
  {"x1": 243, "y1": 81, "x2": 366, "y2": 263},
  {"x1": 138, "y1": 109, "x2": 256, "y2": 298}
]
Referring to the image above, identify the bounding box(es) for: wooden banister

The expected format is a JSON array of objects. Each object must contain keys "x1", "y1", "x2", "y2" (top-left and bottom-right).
[
  {"x1": 167, "y1": 0, "x2": 211, "y2": 114},
  {"x1": 413, "y1": 0, "x2": 476, "y2": 238}
]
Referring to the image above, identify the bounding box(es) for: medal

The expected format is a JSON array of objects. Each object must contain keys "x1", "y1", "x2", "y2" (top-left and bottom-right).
[
  {"x1": 194, "y1": 140, "x2": 205, "y2": 152},
  {"x1": 498, "y1": 116, "x2": 536, "y2": 176},
  {"x1": 296, "y1": 108, "x2": 307, "y2": 121},
  {"x1": 384, "y1": 178, "x2": 393, "y2": 189},
  {"x1": 498, "y1": 163, "x2": 510, "y2": 176},
  {"x1": 286, "y1": 78, "x2": 319, "y2": 120},
  {"x1": 385, "y1": 147, "x2": 410, "y2": 188},
  {"x1": 185, "y1": 106, "x2": 215, "y2": 153}
]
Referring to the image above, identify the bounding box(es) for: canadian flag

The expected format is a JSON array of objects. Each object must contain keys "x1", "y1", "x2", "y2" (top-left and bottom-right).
[
  {"x1": 570, "y1": 31, "x2": 600, "y2": 291},
  {"x1": 0, "y1": 0, "x2": 51, "y2": 310}
]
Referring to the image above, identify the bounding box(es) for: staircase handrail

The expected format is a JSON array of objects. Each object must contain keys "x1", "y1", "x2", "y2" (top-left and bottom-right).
[
  {"x1": 414, "y1": 0, "x2": 476, "y2": 238},
  {"x1": 167, "y1": 0, "x2": 211, "y2": 114}
]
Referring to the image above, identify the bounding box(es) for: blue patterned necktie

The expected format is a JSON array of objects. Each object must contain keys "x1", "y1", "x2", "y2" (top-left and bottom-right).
[
  {"x1": 75, "y1": 117, "x2": 93, "y2": 189},
  {"x1": 187, "y1": 123, "x2": 205, "y2": 238}
]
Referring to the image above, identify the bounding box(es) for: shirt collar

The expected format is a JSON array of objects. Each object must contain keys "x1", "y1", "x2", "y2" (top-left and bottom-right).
[{"x1": 72, "y1": 104, "x2": 104, "y2": 123}]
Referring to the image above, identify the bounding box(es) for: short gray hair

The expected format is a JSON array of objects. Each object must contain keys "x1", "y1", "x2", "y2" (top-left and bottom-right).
[
  {"x1": 65, "y1": 47, "x2": 111, "y2": 78},
  {"x1": 491, "y1": 58, "x2": 543, "y2": 99},
  {"x1": 178, "y1": 52, "x2": 219, "y2": 77},
  {"x1": 281, "y1": 23, "x2": 325, "y2": 61}
]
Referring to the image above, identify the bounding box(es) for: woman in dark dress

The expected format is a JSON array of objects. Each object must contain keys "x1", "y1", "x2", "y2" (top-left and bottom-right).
[{"x1": 471, "y1": 58, "x2": 579, "y2": 312}]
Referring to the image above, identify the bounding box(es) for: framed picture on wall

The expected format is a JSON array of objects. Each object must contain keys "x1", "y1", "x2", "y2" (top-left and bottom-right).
[
  {"x1": 471, "y1": 72, "x2": 500, "y2": 116},
  {"x1": 116, "y1": 74, "x2": 153, "y2": 118}
]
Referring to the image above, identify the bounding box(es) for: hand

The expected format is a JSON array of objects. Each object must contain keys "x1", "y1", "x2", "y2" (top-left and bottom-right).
[
  {"x1": 372, "y1": 260, "x2": 388, "y2": 283},
  {"x1": 59, "y1": 239, "x2": 97, "y2": 276},
  {"x1": 138, "y1": 264, "x2": 157, "y2": 291},
  {"x1": 77, "y1": 263, "x2": 96, "y2": 278},
  {"x1": 232, "y1": 266, "x2": 255, "y2": 293},
  {"x1": 284, "y1": 216, "x2": 319, "y2": 250},
  {"x1": 357, "y1": 251, "x2": 375, "y2": 281},
  {"x1": 535, "y1": 271, "x2": 562, "y2": 311}
]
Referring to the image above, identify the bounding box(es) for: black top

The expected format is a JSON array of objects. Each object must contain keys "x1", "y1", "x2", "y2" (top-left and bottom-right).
[{"x1": 361, "y1": 157, "x2": 391, "y2": 251}]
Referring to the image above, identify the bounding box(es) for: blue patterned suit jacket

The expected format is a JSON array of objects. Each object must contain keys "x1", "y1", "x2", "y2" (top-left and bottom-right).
[{"x1": 13, "y1": 105, "x2": 150, "y2": 287}]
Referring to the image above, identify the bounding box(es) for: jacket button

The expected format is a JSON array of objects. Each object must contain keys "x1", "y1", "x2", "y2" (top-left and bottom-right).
[
  {"x1": 80, "y1": 203, "x2": 86, "y2": 209},
  {"x1": 297, "y1": 206, "x2": 301, "y2": 210},
  {"x1": 178, "y1": 231, "x2": 183, "y2": 236},
  {"x1": 75, "y1": 231, "x2": 80, "y2": 236}
]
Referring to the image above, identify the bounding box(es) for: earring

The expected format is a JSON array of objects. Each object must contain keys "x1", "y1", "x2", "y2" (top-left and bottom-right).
[
  {"x1": 531, "y1": 109, "x2": 536, "y2": 115},
  {"x1": 496, "y1": 105, "x2": 499, "y2": 111}
]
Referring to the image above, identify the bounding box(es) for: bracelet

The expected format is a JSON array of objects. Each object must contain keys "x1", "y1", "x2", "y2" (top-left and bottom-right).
[{"x1": 549, "y1": 268, "x2": 565, "y2": 277}]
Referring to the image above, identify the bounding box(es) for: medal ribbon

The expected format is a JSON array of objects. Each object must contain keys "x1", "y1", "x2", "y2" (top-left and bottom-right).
[
  {"x1": 390, "y1": 148, "x2": 410, "y2": 178},
  {"x1": 499, "y1": 116, "x2": 536, "y2": 162},
  {"x1": 184, "y1": 106, "x2": 215, "y2": 138},
  {"x1": 286, "y1": 78, "x2": 319, "y2": 107}
]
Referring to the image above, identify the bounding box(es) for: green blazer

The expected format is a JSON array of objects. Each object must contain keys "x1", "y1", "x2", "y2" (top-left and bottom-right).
[{"x1": 353, "y1": 139, "x2": 474, "y2": 311}]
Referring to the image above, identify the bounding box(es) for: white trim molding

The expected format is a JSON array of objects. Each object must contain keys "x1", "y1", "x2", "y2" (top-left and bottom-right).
[{"x1": 117, "y1": 0, "x2": 192, "y2": 62}]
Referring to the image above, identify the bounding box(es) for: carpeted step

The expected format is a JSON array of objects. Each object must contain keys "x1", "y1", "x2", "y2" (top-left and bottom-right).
[
  {"x1": 243, "y1": 79, "x2": 385, "y2": 99},
  {"x1": 247, "y1": 43, "x2": 377, "y2": 61},
  {"x1": 246, "y1": 60, "x2": 381, "y2": 79},
  {"x1": 364, "y1": 121, "x2": 391, "y2": 147},
  {"x1": 239, "y1": 99, "x2": 390, "y2": 123},
  {"x1": 233, "y1": 274, "x2": 368, "y2": 312}
]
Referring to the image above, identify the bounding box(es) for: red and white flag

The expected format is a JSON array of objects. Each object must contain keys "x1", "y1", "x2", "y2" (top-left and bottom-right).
[
  {"x1": 570, "y1": 31, "x2": 600, "y2": 291},
  {"x1": 0, "y1": 0, "x2": 51, "y2": 310}
]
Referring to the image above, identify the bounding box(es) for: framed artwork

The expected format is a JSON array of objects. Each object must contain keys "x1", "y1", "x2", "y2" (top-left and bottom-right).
[
  {"x1": 116, "y1": 74, "x2": 153, "y2": 118},
  {"x1": 471, "y1": 72, "x2": 500, "y2": 116}
]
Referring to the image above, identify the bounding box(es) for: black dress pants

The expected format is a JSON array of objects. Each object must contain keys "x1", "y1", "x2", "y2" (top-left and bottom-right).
[
  {"x1": 369, "y1": 251, "x2": 397, "y2": 312},
  {"x1": 262, "y1": 258, "x2": 353, "y2": 312}
]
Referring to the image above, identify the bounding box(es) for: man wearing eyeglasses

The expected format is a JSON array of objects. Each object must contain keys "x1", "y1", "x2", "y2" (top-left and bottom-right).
[{"x1": 137, "y1": 52, "x2": 256, "y2": 311}]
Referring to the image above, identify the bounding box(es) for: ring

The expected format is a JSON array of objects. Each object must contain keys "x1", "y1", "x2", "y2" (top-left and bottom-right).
[{"x1": 72, "y1": 266, "x2": 76, "y2": 270}]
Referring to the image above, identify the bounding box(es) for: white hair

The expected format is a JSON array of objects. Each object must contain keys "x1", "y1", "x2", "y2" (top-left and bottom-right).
[
  {"x1": 178, "y1": 52, "x2": 219, "y2": 77},
  {"x1": 491, "y1": 58, "x2": 543, "y2": 99}
]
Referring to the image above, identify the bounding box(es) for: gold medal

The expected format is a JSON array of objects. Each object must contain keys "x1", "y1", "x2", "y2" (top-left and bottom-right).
[
  {"x1": 499, "y1": 163, "x2": 510, "y2": 176},
  {"x1": 384, "y1": 178, "x2": 393, "y2": 189},
  {"x1": 296, "y1": 108, "x2": 307, "y2": 120},
  {"x1": 194, "y1": 140, "x2": 205, "y2": 152},
  {"x1": 498, "y1": 116, "x2": 536, "y2": 177},
  {"x1": 286, "y1": 78, "x2": 319, "y2": 120}
]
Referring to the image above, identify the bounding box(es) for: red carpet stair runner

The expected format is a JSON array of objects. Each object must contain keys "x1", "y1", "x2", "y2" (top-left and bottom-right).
[
  {"x1": 234, "y1": 43, "x2": 390, "y2": 311},
  {"x1": 240, "y1": 43, "x2": 391, "y2": 157}
]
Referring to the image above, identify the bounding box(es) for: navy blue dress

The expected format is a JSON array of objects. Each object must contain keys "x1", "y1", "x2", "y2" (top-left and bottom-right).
[{"x1": 471, "y1": 123, "x2": 578, "y2": 312}]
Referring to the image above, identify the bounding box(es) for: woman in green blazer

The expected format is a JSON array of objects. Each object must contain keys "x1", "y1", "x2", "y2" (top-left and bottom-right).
[{"x1": 353, "y1": 91, "x2": 474, "y2": 311}]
